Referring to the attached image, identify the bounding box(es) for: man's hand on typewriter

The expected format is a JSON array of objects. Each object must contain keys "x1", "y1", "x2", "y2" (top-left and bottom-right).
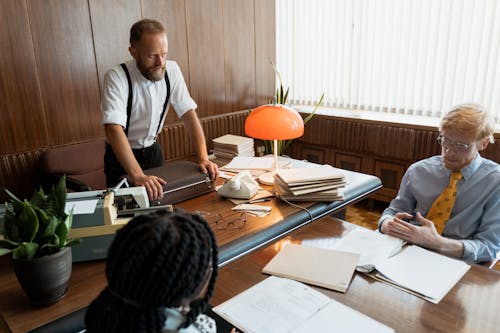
[{"x1": 133, "y1": 174, "x2": 166, "y2": 201}]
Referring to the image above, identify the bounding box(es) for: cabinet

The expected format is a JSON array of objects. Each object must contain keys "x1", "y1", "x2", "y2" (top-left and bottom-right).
[
  {"x1": 373, "y1": 160, "x2": 406, "y2": 202},
  {"x1": 288, "y1": 115, "x2": 444, "y2": 203}
]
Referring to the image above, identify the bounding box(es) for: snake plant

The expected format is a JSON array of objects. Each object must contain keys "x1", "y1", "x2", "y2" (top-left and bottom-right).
[{"x1": 0, "y1": 176, "x2": 80, "y2": 260}]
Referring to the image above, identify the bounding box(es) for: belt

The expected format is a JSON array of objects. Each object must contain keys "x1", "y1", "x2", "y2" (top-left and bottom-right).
[{"x1": 132, "y1": 142, "x2": 157, "y2": 154}]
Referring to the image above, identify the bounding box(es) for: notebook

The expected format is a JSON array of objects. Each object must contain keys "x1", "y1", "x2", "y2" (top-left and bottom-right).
[{"x1": 262, "y1": 243, "x2": 359, "y2": 292}]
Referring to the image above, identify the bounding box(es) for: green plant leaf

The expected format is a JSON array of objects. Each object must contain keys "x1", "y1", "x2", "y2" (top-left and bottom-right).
[
  {"x1": 12, "y1": 242, "x2": 39, "y2": 260},
  {"x1": 0, "y1": 248, "x2": 13, "y2": 256},
  {"x1": 303, "y1": 92, "x2": 325, "y2": 125},
  {"x1": 55, "y1": 221, "x2": 69, "y2": 248},
  {"x1": 46, "y1": 175, "x2": 67, "y2": 219},
  {"x1": 0, "y1": 239, "x2": 19, "y2": 257},
  {"x1": 0, "y1": 238, "x2": 19, "y2": 249},
  {"x1": 11, "y1": 200, "x2": 25, "y2": 216},
  {"x1": 40, "y1": 215, "x2": 59, "y2": 239},
  {"x1": 283, "y1": 87, "x2": 289, "y2": 105},
  {"x1": 65, "y1": 238, "x2": 82, "y2": 247},
  {"x1": 19, "y1": 201, "x2": 39, "y2": 242},
  {"x1": 269, "y1": 58, "x2": 284, "y2": 89},
  {"x1": 3, "y1": 205, "x2": 21, "y2": 242},
  {"x1": 30, "y1": 188, "x2": 47, "y2": 209},
  {"x1": 34, "y1": 206, "x2": 50, "y2": 226},
  {"x1": 40, "y1": 241, "x2": 59, "y2": 252},
  {"x1": 2, "y1": 188, "x2": 22, "y2": 203},
  {"x1": 65, "y1": 210, "x2": 73, "y2": 231}
]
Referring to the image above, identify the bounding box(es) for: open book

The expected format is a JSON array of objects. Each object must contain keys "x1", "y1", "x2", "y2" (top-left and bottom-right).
[
  {"x1": 332, "y1": 228, "x2": 470, "y2": 304},
  {"x1": 213, "y1": 276, "x2": 395, "y2": 333},
  {"x1": 262, "y1": 243, "x2": 359, "y2": 292}
]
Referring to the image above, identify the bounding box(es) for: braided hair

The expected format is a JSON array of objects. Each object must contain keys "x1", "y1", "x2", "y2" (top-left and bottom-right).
[{"x1": 85, "y1": 209, "x2": 218, "y2": 333}]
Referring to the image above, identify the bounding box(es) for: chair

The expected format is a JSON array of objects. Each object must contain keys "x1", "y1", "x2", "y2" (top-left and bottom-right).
[{"x1": 39, "y1": 138, "x2": 107, "y2": 192}]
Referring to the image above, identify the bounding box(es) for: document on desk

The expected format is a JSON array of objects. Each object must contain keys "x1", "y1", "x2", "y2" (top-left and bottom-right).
[
  {"x1": 332, "y1": 228, "x2": 405, "y2": 272},
  {"x1": 223, "y1": 156, "x2": 275, "y2": 170},
  {"x1": 262, "y1": 243, "x2": 359, "y2": 292},
  {"x1": 371, "y1": 245, "x2": 470, "y2": 304},
  {"x1": 213, "y1": 276, "x2": 395, "y2": 333},
  {"x1": 331, "y1": 228, "x2": 470, "y2": 303}
]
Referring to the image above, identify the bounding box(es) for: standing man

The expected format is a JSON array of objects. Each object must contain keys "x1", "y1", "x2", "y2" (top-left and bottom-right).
[
  {"x1": 378, "y1": 103, "x2": 499, "y2": 263},
  {"x1": 102, "y1": 19, "x2": 218, "y2": 200}
]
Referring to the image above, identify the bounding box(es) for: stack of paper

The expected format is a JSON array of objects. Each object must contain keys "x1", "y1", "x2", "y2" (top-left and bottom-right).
[
  {"x1": 213, "y1": 276, "x2": 395, "y2": 333},
  {"x1": 274, "y1": 164, "x2": 346, "y2": 201},
  {"x1": 213, "y1": 134, "x2": 254, "y2": 164}
]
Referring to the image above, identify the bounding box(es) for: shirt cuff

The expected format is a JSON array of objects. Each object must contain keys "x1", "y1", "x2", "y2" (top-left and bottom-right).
[
  {"x1": 378, "y1": 215, "x2": 393, "y2": 234},
  {"x1": 460, "y1": 240, "x2": 476, "y2": 262}
]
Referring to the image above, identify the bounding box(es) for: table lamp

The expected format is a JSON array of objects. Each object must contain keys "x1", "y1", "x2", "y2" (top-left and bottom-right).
[{"x1": 245, "y1": 104, "x2": 304, "y2": 185}]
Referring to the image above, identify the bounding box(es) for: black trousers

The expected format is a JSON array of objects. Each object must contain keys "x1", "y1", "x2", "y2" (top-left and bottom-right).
[{"x1": 104, "y1": 141, "x2": 164, "y2": 188}]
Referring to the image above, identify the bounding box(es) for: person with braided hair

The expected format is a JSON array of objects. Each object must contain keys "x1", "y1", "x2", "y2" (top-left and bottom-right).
[{"x1": 84, "y1": 208, "x2": 229, "y2": 333}]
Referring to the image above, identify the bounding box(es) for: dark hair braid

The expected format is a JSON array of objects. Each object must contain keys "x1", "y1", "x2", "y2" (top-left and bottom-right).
[{"x1": 85, "y1": 209, "x2": 218, "y2": 333}]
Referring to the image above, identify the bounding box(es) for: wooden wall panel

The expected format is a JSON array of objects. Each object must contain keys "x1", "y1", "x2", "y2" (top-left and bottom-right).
[
  {"x1": 0, "y1": 0, "x2": 47, "y2": 154},
  {"x1": 222, "y1": 0, "x2": 256, "y2": 113},
  {"x1": 185, "y1": 0, "x2": 225, "y2": 117},
  {"x1": 27, "y1": 0, "x2": 101, "y2": 145},
  {"x1": 255, "y1": 0, "x2": 276, "y2": 105},
  {"x1": 0, "y1": 0, "x2": 276, "y2": 198},
  {"x1": 0, "y1": 151, "x2": 41, "y2": 201},
  {"x1": 89, "y1": 0, "x2": 141, "y2": 93},
  {"x1": 142, "y1": 0, "x2": 190, "y2": 124}
]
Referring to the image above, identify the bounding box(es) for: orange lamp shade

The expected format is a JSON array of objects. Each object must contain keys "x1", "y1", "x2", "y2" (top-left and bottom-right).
[{"x1": 245, "y1": 104, "x2": 304, "y2": 140}]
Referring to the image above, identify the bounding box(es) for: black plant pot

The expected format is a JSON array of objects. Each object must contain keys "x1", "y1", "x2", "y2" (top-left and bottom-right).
[{"x1": 12, "y1": 247, "x2": 72, "y2": 307}]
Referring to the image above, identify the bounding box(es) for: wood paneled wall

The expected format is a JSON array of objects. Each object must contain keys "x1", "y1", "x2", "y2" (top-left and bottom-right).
[{"x1": 0, "y1": 0, "x2": 275, "y2": 198}]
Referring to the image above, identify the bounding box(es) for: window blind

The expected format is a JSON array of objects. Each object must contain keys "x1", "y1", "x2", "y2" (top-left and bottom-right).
[{"x1": 276, "y1": 0, "x2": 500, "y2": 124}]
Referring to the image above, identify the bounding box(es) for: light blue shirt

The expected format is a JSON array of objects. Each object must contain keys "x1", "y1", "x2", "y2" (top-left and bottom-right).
[{"x1": 379, "y1": 154, "x2": 500, "y2": 262}]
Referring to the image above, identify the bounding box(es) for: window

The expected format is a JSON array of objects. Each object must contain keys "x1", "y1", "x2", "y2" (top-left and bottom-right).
[{"x1": 277, "y1": 0, "x2": 500, "y2": 124}]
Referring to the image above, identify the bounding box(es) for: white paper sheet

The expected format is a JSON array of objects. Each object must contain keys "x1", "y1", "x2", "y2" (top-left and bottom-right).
[
  {"x1": 64, "y1": 199, "x2": 98, "y2": 215},
  {"x1": 213, "y1": 276, "x2": 394, "y2": 333},
  {"x1": 374, "y1": 245, "x2": 470, "y2": 303},
  {"x1": 292, "y1": 299, "x2": 394, "y2": 333},
  {"x1": 332, "y1": 228, "x2": 405, "y2": 272}
]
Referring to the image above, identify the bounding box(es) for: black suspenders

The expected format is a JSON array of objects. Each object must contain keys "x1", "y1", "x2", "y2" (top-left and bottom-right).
[{"x1": 119, "y1": 63, "x2": 171, "y2": 137}]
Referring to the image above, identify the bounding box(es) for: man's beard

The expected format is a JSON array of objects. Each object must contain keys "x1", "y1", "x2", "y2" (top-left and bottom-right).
[{"x1": 137, "y1": 61, "x2": 165, "y2": 81}]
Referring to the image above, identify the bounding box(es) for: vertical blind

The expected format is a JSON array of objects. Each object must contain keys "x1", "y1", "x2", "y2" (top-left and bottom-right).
[{"x1": 276, "y1": 0, "x2": 500, "y2": 124}]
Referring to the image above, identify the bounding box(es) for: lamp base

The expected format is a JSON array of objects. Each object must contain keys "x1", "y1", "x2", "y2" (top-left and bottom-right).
[{"x1": 257, "y1": 171, "x2": 275, "y2": 185}]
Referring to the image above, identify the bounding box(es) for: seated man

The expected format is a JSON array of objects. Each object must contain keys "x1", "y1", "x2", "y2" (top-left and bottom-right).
[{"x1": 379, "y1": 103, "x2": 499, "y2": 263}]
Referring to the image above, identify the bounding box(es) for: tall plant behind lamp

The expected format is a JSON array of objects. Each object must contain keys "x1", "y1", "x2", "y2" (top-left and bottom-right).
[
  {"x1": 245, "y1": 104, "x2": 304, "y2": 185},
  {"x1": 265, "y1": 60, "x2": 325, "y2": 156}
]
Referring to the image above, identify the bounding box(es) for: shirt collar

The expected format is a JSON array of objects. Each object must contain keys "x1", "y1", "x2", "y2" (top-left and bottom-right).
[
  {"x1": 441, "y1": 153, "x2": 482, "y2": 180},
  {"x1": 130, "y1": 61, "x2": 155, "y2": 88},
  {"x1": 163, "y1": 307, "x2": 186, "y2": 331}
]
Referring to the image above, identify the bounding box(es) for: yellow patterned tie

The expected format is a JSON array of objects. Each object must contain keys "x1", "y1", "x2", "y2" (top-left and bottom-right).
[{"x1": 426, "y1": 171, "x2": 462, "y2": 234}]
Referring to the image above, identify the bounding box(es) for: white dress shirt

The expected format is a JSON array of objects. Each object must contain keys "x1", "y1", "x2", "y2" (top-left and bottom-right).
[{"x1": 101, "y1": 59, "x2": 197, "y2": 149}]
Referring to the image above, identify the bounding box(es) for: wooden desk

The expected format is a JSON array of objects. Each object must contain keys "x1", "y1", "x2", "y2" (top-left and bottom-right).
[
  {"x1": 0, "y1": 169, "x2": 381, "y2": 332},
  {"x1": 212, "y1": 217, "x2": 500, "y2": 333}
]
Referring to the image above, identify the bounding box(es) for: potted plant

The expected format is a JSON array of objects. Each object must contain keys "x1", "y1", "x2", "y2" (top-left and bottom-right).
[
  {"x1": 264, "y1": 59, "x2": 325, "y2": 156},
  {"x1": 0, "y1": 176, "x2": 80, "y2": 306}
]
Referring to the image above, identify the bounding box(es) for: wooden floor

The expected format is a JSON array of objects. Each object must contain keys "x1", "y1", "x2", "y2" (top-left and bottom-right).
[{"x1": 345, "y1": 199, "x2": 385, "y2": 230}]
